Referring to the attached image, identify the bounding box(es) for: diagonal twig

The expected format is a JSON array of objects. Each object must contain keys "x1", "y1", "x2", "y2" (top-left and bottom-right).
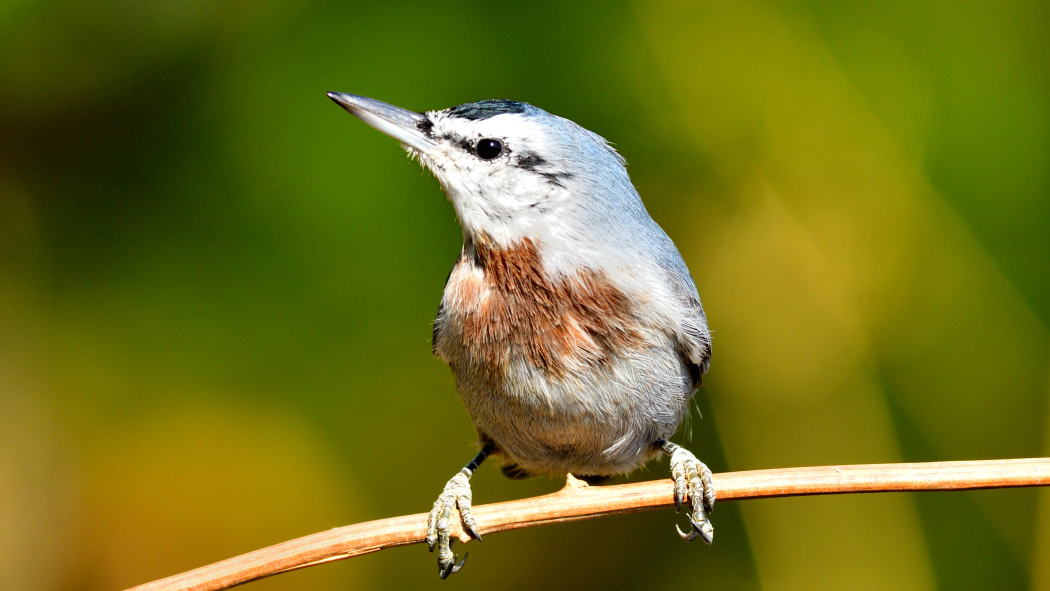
[{"x1": 126, "y1": 457, "x2": 1050, "y2": 591}]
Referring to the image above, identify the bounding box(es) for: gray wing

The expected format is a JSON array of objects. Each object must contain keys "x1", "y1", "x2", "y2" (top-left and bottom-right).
[
  {"x1": 678, "y1": 291, "x2": 711, "y2": 390},
  {"x1": 652, "y1": 234, "x2": 712, "y2": 391}
]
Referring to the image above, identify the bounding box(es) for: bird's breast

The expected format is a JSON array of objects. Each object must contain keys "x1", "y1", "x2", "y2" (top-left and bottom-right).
[{"x1": 434, "y1": 235, "x2": 643, "y2": 378}]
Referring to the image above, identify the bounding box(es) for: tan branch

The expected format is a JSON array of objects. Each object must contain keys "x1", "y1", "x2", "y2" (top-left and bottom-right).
[{"x1": 127, "y1": 458, "x2": 1050, "y2": 591}]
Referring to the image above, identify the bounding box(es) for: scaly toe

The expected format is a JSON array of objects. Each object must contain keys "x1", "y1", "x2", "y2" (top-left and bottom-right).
[
  {"x1": 676, "y1": 514, "x2": 714, "y2": 543},
  {"x1": 664, "y1": 443, "x2": 716, "y2": 545},
  {"x1": 700, "y1": 463, "x2": 716, "y2": 514},
  {"x1": 437, "y1": 539, "x2": 460, "y2": 579},
  {"x1": 691, "y1": 514, "x2": 714, "y2": 545},
  {"x1": 428, "y1": 469, "x2": 478, "y2": 578},
  {"x1": 439, "y1": 552, "x2": 468, "y2": 579},
  {"x1": 438, "y1": 555, "x2": 457, "y2": 579}
]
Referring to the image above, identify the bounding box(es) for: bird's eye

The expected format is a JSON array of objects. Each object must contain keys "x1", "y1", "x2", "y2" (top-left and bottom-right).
[{"x1": 476, "y1": 138, "x2": 503, "y2": 160}]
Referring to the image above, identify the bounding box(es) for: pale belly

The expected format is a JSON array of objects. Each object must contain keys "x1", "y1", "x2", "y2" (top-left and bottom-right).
[{"x1": 445, "y1": 341, "x2": 694, "y2": 477}]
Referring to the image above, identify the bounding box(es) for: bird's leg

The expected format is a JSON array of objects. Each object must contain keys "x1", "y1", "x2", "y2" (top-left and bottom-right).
[
  {"x1": 427, "y1": 444, "x2": 493, "y2": 579},
  {"x1": 658, "y1": 440, "x2": 715, "y2": 544}
]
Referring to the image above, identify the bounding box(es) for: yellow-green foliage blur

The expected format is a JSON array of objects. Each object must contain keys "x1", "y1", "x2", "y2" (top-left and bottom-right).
[{"x1": 2, "y1": 1, "x2": 1049, "y2": 590}]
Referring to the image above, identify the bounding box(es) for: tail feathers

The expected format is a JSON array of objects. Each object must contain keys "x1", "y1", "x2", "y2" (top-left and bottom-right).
[
  {"x1": 502, "y1": 462, "x2": 613, "y2": 485},
  {"x1": 501, "y1": 463, "x2": 536, "y2": 480}
]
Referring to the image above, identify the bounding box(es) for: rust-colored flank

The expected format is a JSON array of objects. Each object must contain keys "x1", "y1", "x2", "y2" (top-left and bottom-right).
[{"x1": 448, "y1": 235, "x2": 642, "y2": 376}]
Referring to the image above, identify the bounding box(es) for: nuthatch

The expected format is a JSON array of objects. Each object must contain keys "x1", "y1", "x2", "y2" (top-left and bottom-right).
[{"x1": 328, "y1": 93, "x2": 714, "y2": 578}]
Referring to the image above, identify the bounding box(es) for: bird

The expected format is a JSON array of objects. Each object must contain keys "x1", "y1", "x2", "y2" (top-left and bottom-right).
[{"x1": 328, "y1": 92, "x2": 715, "y2": 578}]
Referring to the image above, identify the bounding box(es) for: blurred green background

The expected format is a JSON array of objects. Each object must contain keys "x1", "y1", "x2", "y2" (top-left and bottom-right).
[{"x1": 1, "y1": 0, "x2": 1049, "y2": 589}]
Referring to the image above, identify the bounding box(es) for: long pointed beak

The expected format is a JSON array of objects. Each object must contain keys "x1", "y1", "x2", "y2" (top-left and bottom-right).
[{"x1": 327, "y1": 92, "x2": 436, "y2": 152}]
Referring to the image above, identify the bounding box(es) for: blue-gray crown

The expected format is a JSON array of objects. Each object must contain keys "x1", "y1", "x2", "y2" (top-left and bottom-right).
[{"x1": 446, "y1": 100, "x2": 537, "y2": 121}]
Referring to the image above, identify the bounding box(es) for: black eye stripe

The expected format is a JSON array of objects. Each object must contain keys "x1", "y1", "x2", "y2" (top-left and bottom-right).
[{"x1": 517, "y1": 154, "x2": 545, "y2": 170}]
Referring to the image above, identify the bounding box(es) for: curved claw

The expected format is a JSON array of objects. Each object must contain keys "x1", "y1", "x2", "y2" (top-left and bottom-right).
[
  {"x1": 674, "y1": 491, "x2": 683, "y2": 513},
  {"x1": 453, "y1": 553, "x2": 469, "y2": 573},
  {"x1": 676, "y1": 522, "x2": 699, "y2": 542},
  {"x1": 465, "y1": 523, "x2": 483, "y2": 542}
]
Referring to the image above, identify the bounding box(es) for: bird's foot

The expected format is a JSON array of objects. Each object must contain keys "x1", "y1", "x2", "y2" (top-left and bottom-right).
[
  {"x1": 663, "y1": 441, "x2": 715, "y2": 544},
  {"x1": 426, "y1": 468, "x2": 481, "y2": 579}
]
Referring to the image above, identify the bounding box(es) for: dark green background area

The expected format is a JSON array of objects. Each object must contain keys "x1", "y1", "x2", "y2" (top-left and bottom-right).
[{"x1": 1, "y1": 1, "x2": 1048, "y2": 590}]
